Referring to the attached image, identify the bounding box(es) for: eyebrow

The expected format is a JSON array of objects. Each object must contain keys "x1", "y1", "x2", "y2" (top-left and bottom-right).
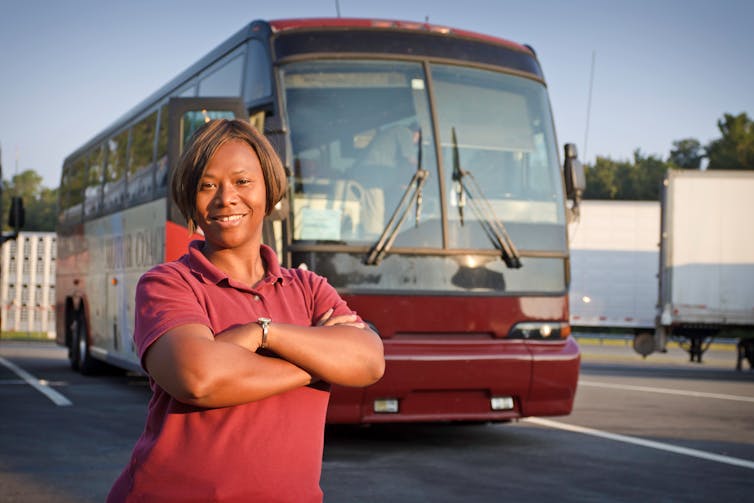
[{"x1": 200, "y1": 169, "x2": 251, "y2": 179}]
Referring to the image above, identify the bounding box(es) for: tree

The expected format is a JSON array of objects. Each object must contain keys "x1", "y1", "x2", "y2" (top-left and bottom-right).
[
  {"x1": 2, "y1": 169, "x2": 57, "y2": 232},
  {"x1": 584, "y1": 156, "x2": 626, "y2": 199},
  {"x1": 669, "y1": 138, "x2": 704, "y2": 170},
  {"x1": 632, "y1": 150, "x2": 667, "y2": 200},
  {"x1": 583, "y1": 150, "x2": 668, "y2": 200},
  {"x1": 706, "y1": 112, "x2": 754, "y2": 170}
]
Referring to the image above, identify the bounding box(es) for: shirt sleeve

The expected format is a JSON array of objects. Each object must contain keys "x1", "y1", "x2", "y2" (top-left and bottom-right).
[
  {"x1": 133, "y1": 264, "x2": 212, "y2": 366},
  {"x1": 301, "y1": 271, "x2": 363, "y2": 326}
]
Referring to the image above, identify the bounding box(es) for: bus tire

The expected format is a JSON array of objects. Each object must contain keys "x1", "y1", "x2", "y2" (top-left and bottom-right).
[
  {"x1": 67, "y1": 310, "x2": 79, "y2": 371},
  {"x1": 72, "y1": 311, "x2": 100, "y2": 375}
]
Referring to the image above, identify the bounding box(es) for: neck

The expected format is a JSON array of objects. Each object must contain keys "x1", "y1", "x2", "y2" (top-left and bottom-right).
[{"x1": 201, "y1": 240, "x2": 267, "y2": 286}]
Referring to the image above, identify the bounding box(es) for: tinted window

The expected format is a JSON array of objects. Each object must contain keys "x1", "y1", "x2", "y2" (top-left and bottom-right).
[
  {"x1": 274, "y1": 30, "x2": 543, "y2": 79},
  {"x1": 84, "y1": 144, "x2": 104, "y2": 218},
  {"x1": 59, "y1": 155, "x2": 87, "y2": 224},
  {"x1": 179, "y1": 85, "x2": 196, "y2": 97},
  {"x1": 246, "y1": 40, "x2": 272, "y2": 101},
  {"x1": 430, "y1": 64, "x2": 566, "y2": 251},
  {"x1": 155, "y1": 104, "x2": 169, "y2": 196},
  {"x1": 104, "y1": 129, "x2": 129, "y2": 212},
  {"x1": 281, "y1": 60, "x2": 440, "y2": 247},
  {"x1": 128, "y1": 111, "x2": 157, "y2": 205},
  {"x1": 199, "y1": 53, "x2": 244, "y2": 97}
]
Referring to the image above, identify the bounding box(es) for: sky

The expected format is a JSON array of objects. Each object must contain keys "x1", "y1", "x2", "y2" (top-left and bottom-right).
[{"x1": 1, "y1": 0, "x2": 752, "y2": 189}]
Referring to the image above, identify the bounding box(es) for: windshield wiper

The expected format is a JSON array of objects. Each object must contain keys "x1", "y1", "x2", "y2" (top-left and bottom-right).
[
  {"x1": 365, "y1": 133, "x2": 428, "y2": 266},
  {"x1": 451, "y1": 127, "x2": 522, "y2": 269}
]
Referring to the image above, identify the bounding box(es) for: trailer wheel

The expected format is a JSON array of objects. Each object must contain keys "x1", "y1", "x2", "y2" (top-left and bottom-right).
[{"x1": 633, "y1": 332, "x2": 654, "y2": 358}]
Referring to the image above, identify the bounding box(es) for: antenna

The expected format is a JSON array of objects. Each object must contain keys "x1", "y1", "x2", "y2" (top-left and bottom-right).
[
  {"x1": 335, "y1": 0, "x2": 341, "y2": 17},
  {"x1": 583, "y1": 50, "x2": 596, "y2": 162}
]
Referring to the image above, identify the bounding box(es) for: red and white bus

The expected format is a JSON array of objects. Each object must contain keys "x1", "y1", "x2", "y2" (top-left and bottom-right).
[{"x1": 56, "y1": 18, "x2": 585, "y2": 423}]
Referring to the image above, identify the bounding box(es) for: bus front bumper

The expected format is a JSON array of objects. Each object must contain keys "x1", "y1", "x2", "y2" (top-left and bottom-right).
[{"x1": 326, "y1": 336, "x2": 580, "y2": 423}]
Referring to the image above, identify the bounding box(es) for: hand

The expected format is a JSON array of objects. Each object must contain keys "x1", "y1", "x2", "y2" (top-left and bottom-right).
[{"x1": 316, "y1": 308, "x2": 365, "y2": 329}]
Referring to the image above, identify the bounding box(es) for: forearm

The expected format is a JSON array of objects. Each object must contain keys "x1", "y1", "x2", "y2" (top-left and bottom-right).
[
  {"x1": 185, "y1": 346, "x2": 312, "y2": 408},
  {"x1": 265, "y1": 323, "x2": 384, "y2": 387},
  {"x1": 204, "y1": 317, "x2": 384, "y2": 389},
  {"x1": 145, "y1": 327, "x2": 312, "y2": 408}
]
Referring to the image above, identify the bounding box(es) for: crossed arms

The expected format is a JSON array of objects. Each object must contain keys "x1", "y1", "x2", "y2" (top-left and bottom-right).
[{"x1": 144, "y1": 310, "x2": 385, "y2": 408}]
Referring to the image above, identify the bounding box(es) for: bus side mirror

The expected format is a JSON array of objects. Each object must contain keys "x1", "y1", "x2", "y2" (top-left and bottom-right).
[
  {"x1": 8, "y1": 196, "x2": 25, "y2": 231},
  {"x1": 563, "y1": 143, "x2": 585, "y2": 201}
]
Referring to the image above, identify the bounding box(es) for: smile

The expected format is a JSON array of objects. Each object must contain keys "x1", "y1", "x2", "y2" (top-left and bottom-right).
[{"x1": 212, "y1": 214, "x2": 245, "y2": 222}]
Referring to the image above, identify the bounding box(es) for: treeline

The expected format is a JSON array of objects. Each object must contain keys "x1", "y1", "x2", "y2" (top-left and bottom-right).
[
  {"x1": 585, "y1": 112, "x2": 754, "y2": 200},
  {"x1": 1, "y1": 170, "x2": 57, "y2": 232},
  {"x1": 2, "y1": 113, "x2": 753, "y2": 232}
]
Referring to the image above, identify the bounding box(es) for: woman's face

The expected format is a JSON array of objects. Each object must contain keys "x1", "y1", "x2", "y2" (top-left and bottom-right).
[{"x1": 194, "y1": 140, "x2": 267, "y2": 251}]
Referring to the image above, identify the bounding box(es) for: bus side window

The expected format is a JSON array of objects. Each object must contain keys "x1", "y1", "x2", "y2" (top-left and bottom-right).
[
  {"x1": 154, "y1": 104, "x2": 169, "y2": 197},
  {"x1": 198, "y1": 52, "x2": 244, "y2": 97},
  {"x1": 245, "y1": 40, "x2": 272, "y2": 102},
  {"x1": 60, "y1": 155, "x2": 87, "y2": 225},
  {"x1": 128, "y1": 111, "x2": 158, "y2": 206},
  {"x1": 104, "y1": 129, "x2": 129, "y2": 213},
  {"x1": 84, "y1": 144, "x2": 104, "y2": 219}
]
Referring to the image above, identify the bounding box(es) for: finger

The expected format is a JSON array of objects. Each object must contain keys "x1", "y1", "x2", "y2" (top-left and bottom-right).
[
  {"x1": 325, "y1": 321, "x2": 365, "y2": 329},
  {"x1": 316, "y1": 308, "x2": 334, "y2": 326},
  {"x1": 339, "y1": 322, "x2": 366, "y2": 329},
  {"x1": 321, "y1": 314, "x2": 358, "y2": 327}
]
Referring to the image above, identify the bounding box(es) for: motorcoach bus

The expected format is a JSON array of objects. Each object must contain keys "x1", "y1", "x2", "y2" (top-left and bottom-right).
[{"x1": 56, "y1": 18, "x2": 585, "y2": 423}]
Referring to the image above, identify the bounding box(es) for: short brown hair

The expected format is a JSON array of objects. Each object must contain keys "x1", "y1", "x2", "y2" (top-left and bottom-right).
[{"x1": 171, "y1": 119, "x2": 287, "y2": 232}]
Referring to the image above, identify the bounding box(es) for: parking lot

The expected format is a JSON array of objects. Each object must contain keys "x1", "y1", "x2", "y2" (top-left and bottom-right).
[{"x1": 1, "y1": 338, "x2": 752, "y2": 502}]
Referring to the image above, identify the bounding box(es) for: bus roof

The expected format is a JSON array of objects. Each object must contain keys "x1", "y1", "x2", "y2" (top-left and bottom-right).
[
  {"x1": 269, "y1": 18, "x2": 533, "y2": 55},
  {"x1": 62, "y1": 17, "x2": 537, "y2": 168}
]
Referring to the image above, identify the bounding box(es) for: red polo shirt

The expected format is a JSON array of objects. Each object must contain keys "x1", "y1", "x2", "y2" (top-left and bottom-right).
[{"x1": 108, "y1": 241, "x2": 358, "y2": 503}]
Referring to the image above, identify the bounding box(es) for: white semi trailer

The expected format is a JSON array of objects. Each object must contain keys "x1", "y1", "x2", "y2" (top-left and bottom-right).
[
  {"x1": 569, "y1": 170, "x2": 754, "y2": 362},
  {"x1": 568, "y1": 200, "x2": 659, "y2": 337},
  {"x1": 652, "y1": 169, "x2": 754, "y2": 361}
]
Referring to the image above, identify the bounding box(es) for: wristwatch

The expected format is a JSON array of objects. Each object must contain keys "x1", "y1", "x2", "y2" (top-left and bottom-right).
[{"x1": 257, "y1": 317, "x2": 271, "y2": 349}]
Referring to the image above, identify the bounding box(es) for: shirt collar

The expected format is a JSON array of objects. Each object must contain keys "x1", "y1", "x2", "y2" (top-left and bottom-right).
[{"x1": 185, "y1": 240, "x2": 287, "y2": 287}]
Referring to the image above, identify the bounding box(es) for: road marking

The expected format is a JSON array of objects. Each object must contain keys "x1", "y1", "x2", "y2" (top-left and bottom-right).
[
  {"x1": 0, "y1": 356, "x2": 72, "y2": 407},
  {"x1": 525, "y1": 417, "x2": 754, "y2": 470},
  {"x1": 579, "y1": 380, "x2": 754, "y2": 403}
]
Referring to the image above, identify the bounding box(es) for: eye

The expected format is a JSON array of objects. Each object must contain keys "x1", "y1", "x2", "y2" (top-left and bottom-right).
[
  {"x1": 199, "y1": 182, "x2": 216, "y2": 190},
  {"x1": 237, "y1": 178, "x2": 251, "y2": 186}
]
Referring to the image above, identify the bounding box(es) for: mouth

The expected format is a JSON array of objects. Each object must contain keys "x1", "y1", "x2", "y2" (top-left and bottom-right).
[{"x1": 210, "y1": 214, "x2": 246, "y2": 223}]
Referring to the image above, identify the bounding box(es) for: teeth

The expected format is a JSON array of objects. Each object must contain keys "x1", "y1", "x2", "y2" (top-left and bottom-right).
[{"x1": 216, "y1": 215, "x2": 243, "y2": 222}]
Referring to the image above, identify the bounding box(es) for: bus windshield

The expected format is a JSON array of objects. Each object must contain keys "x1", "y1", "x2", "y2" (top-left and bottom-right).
[{"x1": 282, "y1": 59, "x2": 567, "y2": 293}]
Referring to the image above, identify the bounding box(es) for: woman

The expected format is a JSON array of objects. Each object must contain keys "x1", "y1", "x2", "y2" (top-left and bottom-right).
[{"x1": 108, "y1": 119, "x2": 385, "y2": 502}]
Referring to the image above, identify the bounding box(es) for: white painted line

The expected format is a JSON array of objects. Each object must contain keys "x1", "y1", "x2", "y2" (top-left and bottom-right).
[
  {"x1": 525, "y1": 417, "x2": 754, "y2": 470},
  {"x1": 579, "y1": 380, "x2": 754, "y2": 403},
  {"x1": 0, "y1": 356, "x2": 72, "y2": 407}
]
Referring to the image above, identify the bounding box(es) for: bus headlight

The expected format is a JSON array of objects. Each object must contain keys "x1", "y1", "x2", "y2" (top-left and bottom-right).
[{"x1": 508, "y1": 322, "x2": 570, "y2": 340}]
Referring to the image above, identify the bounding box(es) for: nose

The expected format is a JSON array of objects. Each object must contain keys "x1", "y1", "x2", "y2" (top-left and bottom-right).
[{"x1": 214, "y1": 181, "x2": 238, "y2": 206}]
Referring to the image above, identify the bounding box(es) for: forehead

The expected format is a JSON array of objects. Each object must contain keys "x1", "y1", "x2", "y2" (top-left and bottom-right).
[{"x1": 202, "y1": 140, "x2": 261, "y2": 176}]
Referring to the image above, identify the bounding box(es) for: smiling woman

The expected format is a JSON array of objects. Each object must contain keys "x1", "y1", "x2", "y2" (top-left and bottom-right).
[
  {"x1": 193, "y1": 140, "x2": 269, "y2": 268},
  {"x1": 107, "y1": 119, "x2": 384, "y2": 503}
]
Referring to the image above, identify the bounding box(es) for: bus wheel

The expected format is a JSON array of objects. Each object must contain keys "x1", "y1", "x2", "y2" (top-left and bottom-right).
[
  {"x1": 68, "y1": 313, "x2": 81, "y2": 371},
  {"x1": 72, "y1": 312, "x2": 99, "y2": 375}
]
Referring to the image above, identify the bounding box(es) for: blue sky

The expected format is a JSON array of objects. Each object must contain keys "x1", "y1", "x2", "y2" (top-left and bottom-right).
[{"x1": 1, "y1": 0, "x2": 752, "y2": 188}]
